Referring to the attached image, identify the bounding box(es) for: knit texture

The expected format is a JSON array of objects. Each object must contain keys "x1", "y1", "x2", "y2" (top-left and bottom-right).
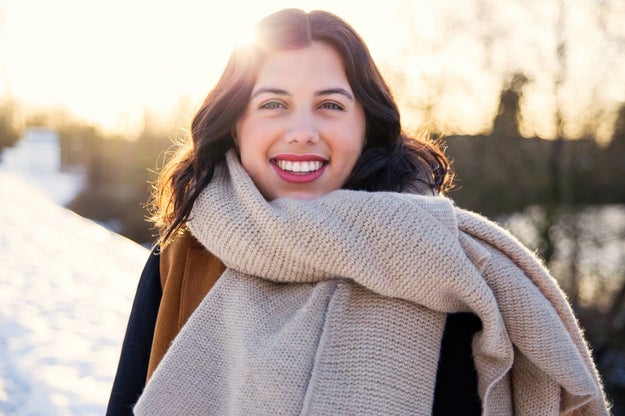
[{"x1": 134, "y1": 150, "x2": 609, "y2": 415}]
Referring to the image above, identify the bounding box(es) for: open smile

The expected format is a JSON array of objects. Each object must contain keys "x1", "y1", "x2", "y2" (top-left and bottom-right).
[
  {"x1": 275, "y1": 160, "x2": 324, "y2": 173},
  {"x1": 270, "y1": 154, "x2": 328, "y2": 183}
]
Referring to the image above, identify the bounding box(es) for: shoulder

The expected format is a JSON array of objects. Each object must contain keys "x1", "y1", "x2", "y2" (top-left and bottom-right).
[
  {"x1": 454, "y1": 207, "x2": 570, "y2": 311},
  {"x1": 159, "y1": 231, "x2": 224, "y2": 286},
  {"x1": 146, "y1": 231, "x2": 226, "y2": 378},
  {"x1": 157, "y1": 231, "x2": 225, "y2": 323},
  {"x1": 454, "y1": 207, "x2": 547, "y2": 273}
]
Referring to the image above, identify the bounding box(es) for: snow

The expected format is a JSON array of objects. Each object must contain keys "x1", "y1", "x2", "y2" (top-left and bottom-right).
[
  {"x1": 0, "y1": 127, "x2": 85, "y2": 206},
  {"x1": 0, "y1": 171, "x2": 149, "y2": 415}
]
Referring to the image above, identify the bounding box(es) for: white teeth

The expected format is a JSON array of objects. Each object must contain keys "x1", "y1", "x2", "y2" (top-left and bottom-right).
[{"x1": 276, "y1": 160, "x2": 323, "y2": 173}]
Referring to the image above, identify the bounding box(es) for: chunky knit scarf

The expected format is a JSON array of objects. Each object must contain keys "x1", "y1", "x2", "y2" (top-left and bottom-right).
[{"x1": 135, "y1": 150, "x2": 608, "y2": 415}]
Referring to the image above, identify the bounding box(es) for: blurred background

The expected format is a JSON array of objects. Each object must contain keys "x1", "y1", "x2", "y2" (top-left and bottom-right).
[{"x1": 1, "y1": 0, "x2": 624, "y2": 412}]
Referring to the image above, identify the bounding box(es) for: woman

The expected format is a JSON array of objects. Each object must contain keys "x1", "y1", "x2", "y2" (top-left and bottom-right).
[{"x1": 107, "y1": 9, "x2": 608, "y2": 415}]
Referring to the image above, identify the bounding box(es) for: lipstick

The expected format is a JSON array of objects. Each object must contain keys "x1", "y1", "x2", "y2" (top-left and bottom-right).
[{"x1": 270, "y1": 154, "x2": 328, "y2": 184}]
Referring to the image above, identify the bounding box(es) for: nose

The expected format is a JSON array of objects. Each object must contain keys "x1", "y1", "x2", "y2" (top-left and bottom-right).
[{"x1": 284, "y1": 112, "x2": 319, "y2": 145}]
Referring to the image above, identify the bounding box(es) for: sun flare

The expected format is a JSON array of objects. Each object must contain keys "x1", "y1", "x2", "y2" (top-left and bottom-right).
[{"x1": 1, "y1": 0, "x2": 623, "y2": 140}]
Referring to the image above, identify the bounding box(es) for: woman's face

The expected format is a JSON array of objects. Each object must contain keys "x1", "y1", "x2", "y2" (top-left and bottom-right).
[{"x1": 235, "y1": 42, "x2": 366, "y2": 200}]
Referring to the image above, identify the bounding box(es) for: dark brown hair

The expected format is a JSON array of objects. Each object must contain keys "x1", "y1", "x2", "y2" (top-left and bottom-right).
[{"x1": 150, "y1": 8, "x2": 452, "y2": 244}]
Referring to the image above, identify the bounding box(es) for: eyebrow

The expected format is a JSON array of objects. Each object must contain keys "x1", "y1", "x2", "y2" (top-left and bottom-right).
[
  {"x1": 250, "y1": 87, "x2": 289, "y2": 99},
  {"x1": 250, "y1": 87, "x2": 354, "y2": 101},
  {"x1": 315, "y1": 88, "x2": 354, "y2": 101}
]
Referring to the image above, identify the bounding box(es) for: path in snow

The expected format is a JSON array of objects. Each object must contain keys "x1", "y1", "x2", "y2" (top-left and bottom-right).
[{"x1": 0, "y1": 171, "x2": 148, "y2": 415}]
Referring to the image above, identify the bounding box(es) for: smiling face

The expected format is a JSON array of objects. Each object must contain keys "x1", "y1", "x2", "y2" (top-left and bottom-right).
[{"x1": 235, "y1": 42, "x2": 366, "y2": 200}]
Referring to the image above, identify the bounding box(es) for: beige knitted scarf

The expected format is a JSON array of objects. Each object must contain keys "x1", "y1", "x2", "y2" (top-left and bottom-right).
[{"x1": 135, "y1": 150, "x2": 608, "y2": 415}]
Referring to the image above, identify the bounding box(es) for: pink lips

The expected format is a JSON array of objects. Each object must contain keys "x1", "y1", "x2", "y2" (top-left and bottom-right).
[{"x1": 270, "y1": 153, "x2": 328, "y2": 184}]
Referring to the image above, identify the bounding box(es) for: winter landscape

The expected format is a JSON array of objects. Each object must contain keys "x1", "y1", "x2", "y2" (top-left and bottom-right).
[{"x1": 0, "y1": 167, "x2": 148, "y2": 415}]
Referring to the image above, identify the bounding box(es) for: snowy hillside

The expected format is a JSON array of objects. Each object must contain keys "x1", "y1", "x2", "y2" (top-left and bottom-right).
[{"x1": 0, "y1": 171, "x2": 149, "y2": 415}]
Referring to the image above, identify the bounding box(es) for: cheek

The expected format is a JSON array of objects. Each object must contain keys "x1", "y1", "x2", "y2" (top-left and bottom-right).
[
  {"x1": 344, "y1": 124, "x2": 366, "y2": 159},
  {"x1": 344, "y1": 109, "x2": 367, "y2": 162},
  {"x1": 237, "y1": 118, "x2": 277, "y2": 149},
  {"x1": 234, "y1": 129, "x2": 258, "y2": 174},
  {"x1": 236, "y1": 123, "x2": 262, "y2": 160},
  {"x1": 331, "y1": 134, "x2": 364, "y2": 178},
  {"x1": 347, "y1": 133, "x2": 366, "y2": 173}
]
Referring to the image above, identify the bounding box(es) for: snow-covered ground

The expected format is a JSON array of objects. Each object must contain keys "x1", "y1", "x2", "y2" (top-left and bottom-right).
[{"x1": 0, "y1": 171, "x2": 148, "y2": 415}]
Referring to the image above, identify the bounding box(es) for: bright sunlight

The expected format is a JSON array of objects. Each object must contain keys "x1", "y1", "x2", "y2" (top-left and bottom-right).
[{"x1": 1, "y1": 0, "x2": 624, "y2": 138}]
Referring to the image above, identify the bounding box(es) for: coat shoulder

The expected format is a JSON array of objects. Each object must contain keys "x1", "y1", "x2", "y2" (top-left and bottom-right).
[{"x1": 147, "y1": 230, "x2": 225, "y2": 379}]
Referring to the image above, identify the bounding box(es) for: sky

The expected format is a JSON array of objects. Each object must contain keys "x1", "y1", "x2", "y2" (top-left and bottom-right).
[
  {"x1": 1, "y1": 0, "x2": 624, "y2": 139},
  {"x1": 0, "y1": 0, "x2": 402, "y2": 134}
]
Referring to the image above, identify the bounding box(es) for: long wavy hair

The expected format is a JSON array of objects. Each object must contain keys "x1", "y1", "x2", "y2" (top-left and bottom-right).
[{"x1": 150, "y1": 8, "x2": 453, "y2": 245}]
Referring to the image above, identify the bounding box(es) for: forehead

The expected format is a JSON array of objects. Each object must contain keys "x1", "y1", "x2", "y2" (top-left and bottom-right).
[{"x1": 254, "y1": 42, "x2": 351, "y2": 90}]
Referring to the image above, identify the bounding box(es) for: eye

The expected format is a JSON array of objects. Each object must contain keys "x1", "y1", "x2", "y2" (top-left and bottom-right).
[
  {"x1": 319, "y1": 101, "x2": 345, "y2": 111},
  {"x1": 259, "y1": 101, "x2": 286, "y2": 110}
]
